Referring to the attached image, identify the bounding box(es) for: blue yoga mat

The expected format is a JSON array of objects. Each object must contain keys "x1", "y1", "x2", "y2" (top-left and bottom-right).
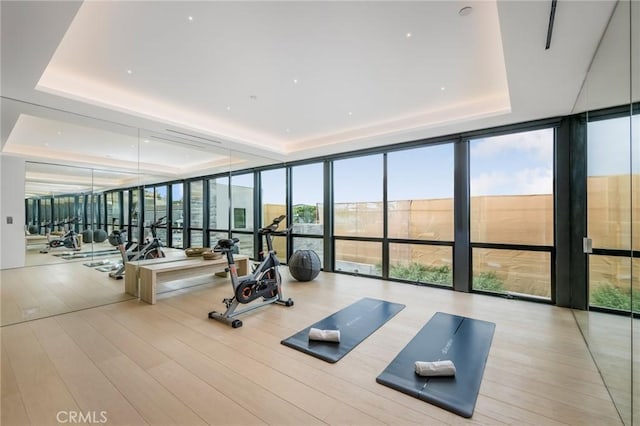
[
  {"x1": 281, "y1": 297, "x2": 405, "y2": 363},
  {"x1": 376, "y1": 312, "x2": 495, "y2": 418}
]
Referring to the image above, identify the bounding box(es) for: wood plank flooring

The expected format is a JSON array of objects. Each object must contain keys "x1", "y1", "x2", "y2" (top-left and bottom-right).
[
  {"x1": 1, "y1": 270, "x2": 624, "y2": 425},
  {"x1": 1, "y1": 248, "x2": 186, "y2": 326}
]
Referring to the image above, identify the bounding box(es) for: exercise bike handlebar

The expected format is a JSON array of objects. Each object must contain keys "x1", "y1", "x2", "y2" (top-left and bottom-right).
[
  {"x1": 259, "y1": 215, "x2": 288, "y2": 234},
  {"x1": 150, "y1": 216, "x2": 167, "y2": 228}
]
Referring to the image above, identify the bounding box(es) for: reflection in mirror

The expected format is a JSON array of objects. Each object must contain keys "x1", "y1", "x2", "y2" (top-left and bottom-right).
[
  {"x1": 2, "y1": 98, "x2": 283, "y2": 325},
  {"x1": 570, "y1": 1, "x2": 638, "y2": 425},
  {"x1": 24, "y1": 162, "x2": 93, "y2": 266},
  {"x1": 24, "y1": 162, "x2": 144, "y2": 268},
  {"x1": 633, "y1": 2, "x2": 639, "y2": 424}
]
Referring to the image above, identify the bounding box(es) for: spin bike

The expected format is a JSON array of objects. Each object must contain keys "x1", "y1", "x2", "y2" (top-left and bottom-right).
[
  {"x1": 108, "y1": 216, "x2": 166, "y2": 279},
  {"x1": 208, "y1": 215, "x2": 294, "y2": 328},
  {"x1": 40, "y1": 218, "x2": 80, "y2": 253}
]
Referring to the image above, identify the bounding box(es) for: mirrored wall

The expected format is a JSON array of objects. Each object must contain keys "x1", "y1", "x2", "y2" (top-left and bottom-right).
[
  {"x1": 571, "y1": 1, "x2": 638, "y2": 424},
  {"x1": 1, "y1": 96, "x2": 281, "y2": 326}
]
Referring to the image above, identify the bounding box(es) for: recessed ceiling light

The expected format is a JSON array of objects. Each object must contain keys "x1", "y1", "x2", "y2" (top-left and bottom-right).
[
  {"x1": 347, "y1": 111, "x2": 353, "y2": 116},
  {"x1": 127, "y1": 69, "x2": 133, "y2": 75},
  {"x1": 441, "y1": 86, "x2": 446, "y2": 91},
  {"x1": 188, "y1": 16, "x2": 194, "y2": 21},
  {"x1": 406, "y1": 32, "x2": 412, "y2": 38},
  {"x1": 226, "y1": 106, "x2": 232, "y2": 111},
  {"x1": 293, "y1": 79, "x2": 299, "y2": 84},
  {"x1": 56, "y1": 131, "x2": 62, "y2": 135},
  {"x1": 458, "y1": 6, "x2": 473, "y2": 16},
  {"x1": 144, "y1": 139, "x2": 150, "y2": 143},
  {"x1": 285, "y1": 128, "x2": 291, "y2": 133},
  {"x1": 44, "y1": 142, "x2": 49, "y2": 146}
]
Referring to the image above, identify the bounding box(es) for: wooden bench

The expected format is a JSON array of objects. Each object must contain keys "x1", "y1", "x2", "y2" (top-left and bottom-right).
[
  {"x1": 25, "y1": 235, "x2": 49, "y2": 247},
  {"x1": 136, "y1": 255, "x2": 248, "y2": 304},
  {"x1": 124, "y1": 254, "x2": 188, "y2": 297}
]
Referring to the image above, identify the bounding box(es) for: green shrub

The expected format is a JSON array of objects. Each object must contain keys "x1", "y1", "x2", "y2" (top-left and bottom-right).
[
  {"x1": 388, "y1": 264, "x2": 512, "y2": 292},
  {"x1": 472, "y1": 272, "x2": 506, "y2": 293},
  {"x1": 591, "y1": 284, "x2": 640, "y2": 312},
  {"x1": 389, "y1": 263, "x2": 452, "y2": 285},
  {"x1": 293, "y1": 205, "x2": 317, "y2": 223}
]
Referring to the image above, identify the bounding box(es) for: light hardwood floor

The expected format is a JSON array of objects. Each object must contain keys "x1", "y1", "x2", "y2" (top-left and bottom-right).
[
  {"x1": 2, "y1": 248, "x2": 186, "y2": 326},
  {"x1": 573, "y1": 310, "x2": 638, "y2": 426},
  {"x1": 1, "y1": 270, "x2": 624, "y2": 425}
]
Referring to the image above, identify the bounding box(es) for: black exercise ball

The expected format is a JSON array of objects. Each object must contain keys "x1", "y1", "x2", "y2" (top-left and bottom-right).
[
  {"x1": 82, "y1": 229, "x2": 94, "y2": 244},
  {"x1": 93, "y1": 229, "x2": 108, "y2": 243},
  {"x1": 28, "y1": 225, "x2": 39, "y2": 235},
  {"x1": 108, "y1": 230, "x2": 127, "y2": 246},
  {"x1": 289, "y1": 250, "x2": 321, "y2": 281}
]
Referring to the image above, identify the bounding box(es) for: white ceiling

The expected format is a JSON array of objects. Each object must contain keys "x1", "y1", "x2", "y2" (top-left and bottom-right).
[{"x1": 0, "y1": 0, "x2": 624, "y2": 194}]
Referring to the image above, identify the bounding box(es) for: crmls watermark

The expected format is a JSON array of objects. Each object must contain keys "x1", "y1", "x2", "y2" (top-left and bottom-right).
[{"x1": 56, "y1": 411, "x2": 108, "y2": 424}]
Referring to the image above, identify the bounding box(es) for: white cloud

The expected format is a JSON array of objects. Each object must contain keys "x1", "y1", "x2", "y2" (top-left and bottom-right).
[
  {"x1": 470, "y1": 171, "x2": 509, "y2": 196},
  {"x1": 471, "y1": 128, "x2": 553, "y2": 162},
  {"x1": 515, "y1": 167, "x2": 553, "y2": 195},
  {"x1": 471, "y1": 167, "x2": 552, "y2": 196}
]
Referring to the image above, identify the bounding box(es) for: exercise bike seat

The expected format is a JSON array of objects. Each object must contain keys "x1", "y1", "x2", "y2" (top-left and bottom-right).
[{"x1": 217, "y1": 238, "x2": 239, "y2": 249}]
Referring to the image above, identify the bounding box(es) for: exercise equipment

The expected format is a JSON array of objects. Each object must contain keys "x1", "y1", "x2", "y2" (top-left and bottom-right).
[
  {"x1": 93, "y1": 229, "x2": 108, "y2": 243},
  {"x1": 288, "y1": 249, "x2": 321, "y2": 281},
  {"x1": 376, "y1": 312, "x2": 495, "y2": 418},
  {"x1": 40, "y1": 218, "x2": 80, "y2": 253},
  {"x1": 281, "y1": 297, "x2": 405, "y2": 363},
  {"x1": 208, "y1": 215, "x2": 294, "y2": 328},
  {"x1": 108, "y1": 216, "x2": 166, "y2": 279},
  {"x1": 81, "y1": 229, "x2": 94, "y2": 244},
  {"x1": 57, "y1": 248, "x2": 118, "y2": 260}
]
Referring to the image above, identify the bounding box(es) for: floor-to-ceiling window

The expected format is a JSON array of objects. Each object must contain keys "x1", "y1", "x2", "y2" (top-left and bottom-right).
[
  {"x1": 469, "y1": 128, "x2": 555, "y2": 299},
  {"x1": 189, "y1": 180, "x2": 204, "y2": 247},
  {"x1": 231, "y1": 173, "x2": 254, "y2": 256},
  {"x1": 260, "y1": 168, "x2": 287, "y2": 258},
  {"x1": 154, "y1": 186, "x2": 168, "y2": 244},
  {"x1": 105, "y1": 192, "x2": 121, "y2": 234},
  {"x1": 40, "y1": 197, "x2": 52, "y2": 233},
  {"x1": 208, "y1": 175, "x2": 229, "y2": 246},
  {"x1": 387, "y1": 143, "x2": 454, "y2": 286},
  {"x1": 171, "y1": 183, "x2": 184, "y2": 248},
  {"x1": 291, "y1": 162, "x2": 324, "y2": 266},
  {"x1": 129, "y1": 188, "x2": 140, "y2": 242},
  {"x1": 333, "y1": 154, "x2": 383, "y2": 276},
  {"x1": 141, "y1": 185, "x2": 168, "y2": 244},
  {"x1": 143, "y1": 186, "x2": 155, "y2": 241}
]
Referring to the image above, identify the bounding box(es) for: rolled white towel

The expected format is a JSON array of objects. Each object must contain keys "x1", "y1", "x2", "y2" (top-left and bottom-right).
[
  {"x1": 415, "y1": 360, "x2": 456, "y2": 377},
  {"x1": 308, "y1": 327, "x2": 341, "y2": 342}
]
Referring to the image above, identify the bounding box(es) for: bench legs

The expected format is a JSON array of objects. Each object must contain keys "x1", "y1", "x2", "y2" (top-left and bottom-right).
[{"x1": 137, "y1": 257, "x2": 249, "y2": 305}]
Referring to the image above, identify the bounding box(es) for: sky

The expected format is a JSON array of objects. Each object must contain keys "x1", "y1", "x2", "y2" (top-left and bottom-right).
[
  {"x1": 588, "y1": 115, "x2": 640, "y2": 176},
  {"x1": 325, "y1": 128, "x2": 553, "y2": 203},
  {"x1": 470, "y1": 128, "x2": 553, "y2": 197},
  {"x1": 205, "y1": 119, "x2": 639, "y2": 205}
]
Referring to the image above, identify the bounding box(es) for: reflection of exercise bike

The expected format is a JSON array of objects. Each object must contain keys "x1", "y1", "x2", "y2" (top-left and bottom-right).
[
  {"x1": 108, "y1": 216, "x2": 166, "y2": 279},
  {"x1": 208, "y1": 215, "x2": 294, "y2": 328},
  {"x1": 40, "y1": 218, "x2": 80, "y2": 252}
]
